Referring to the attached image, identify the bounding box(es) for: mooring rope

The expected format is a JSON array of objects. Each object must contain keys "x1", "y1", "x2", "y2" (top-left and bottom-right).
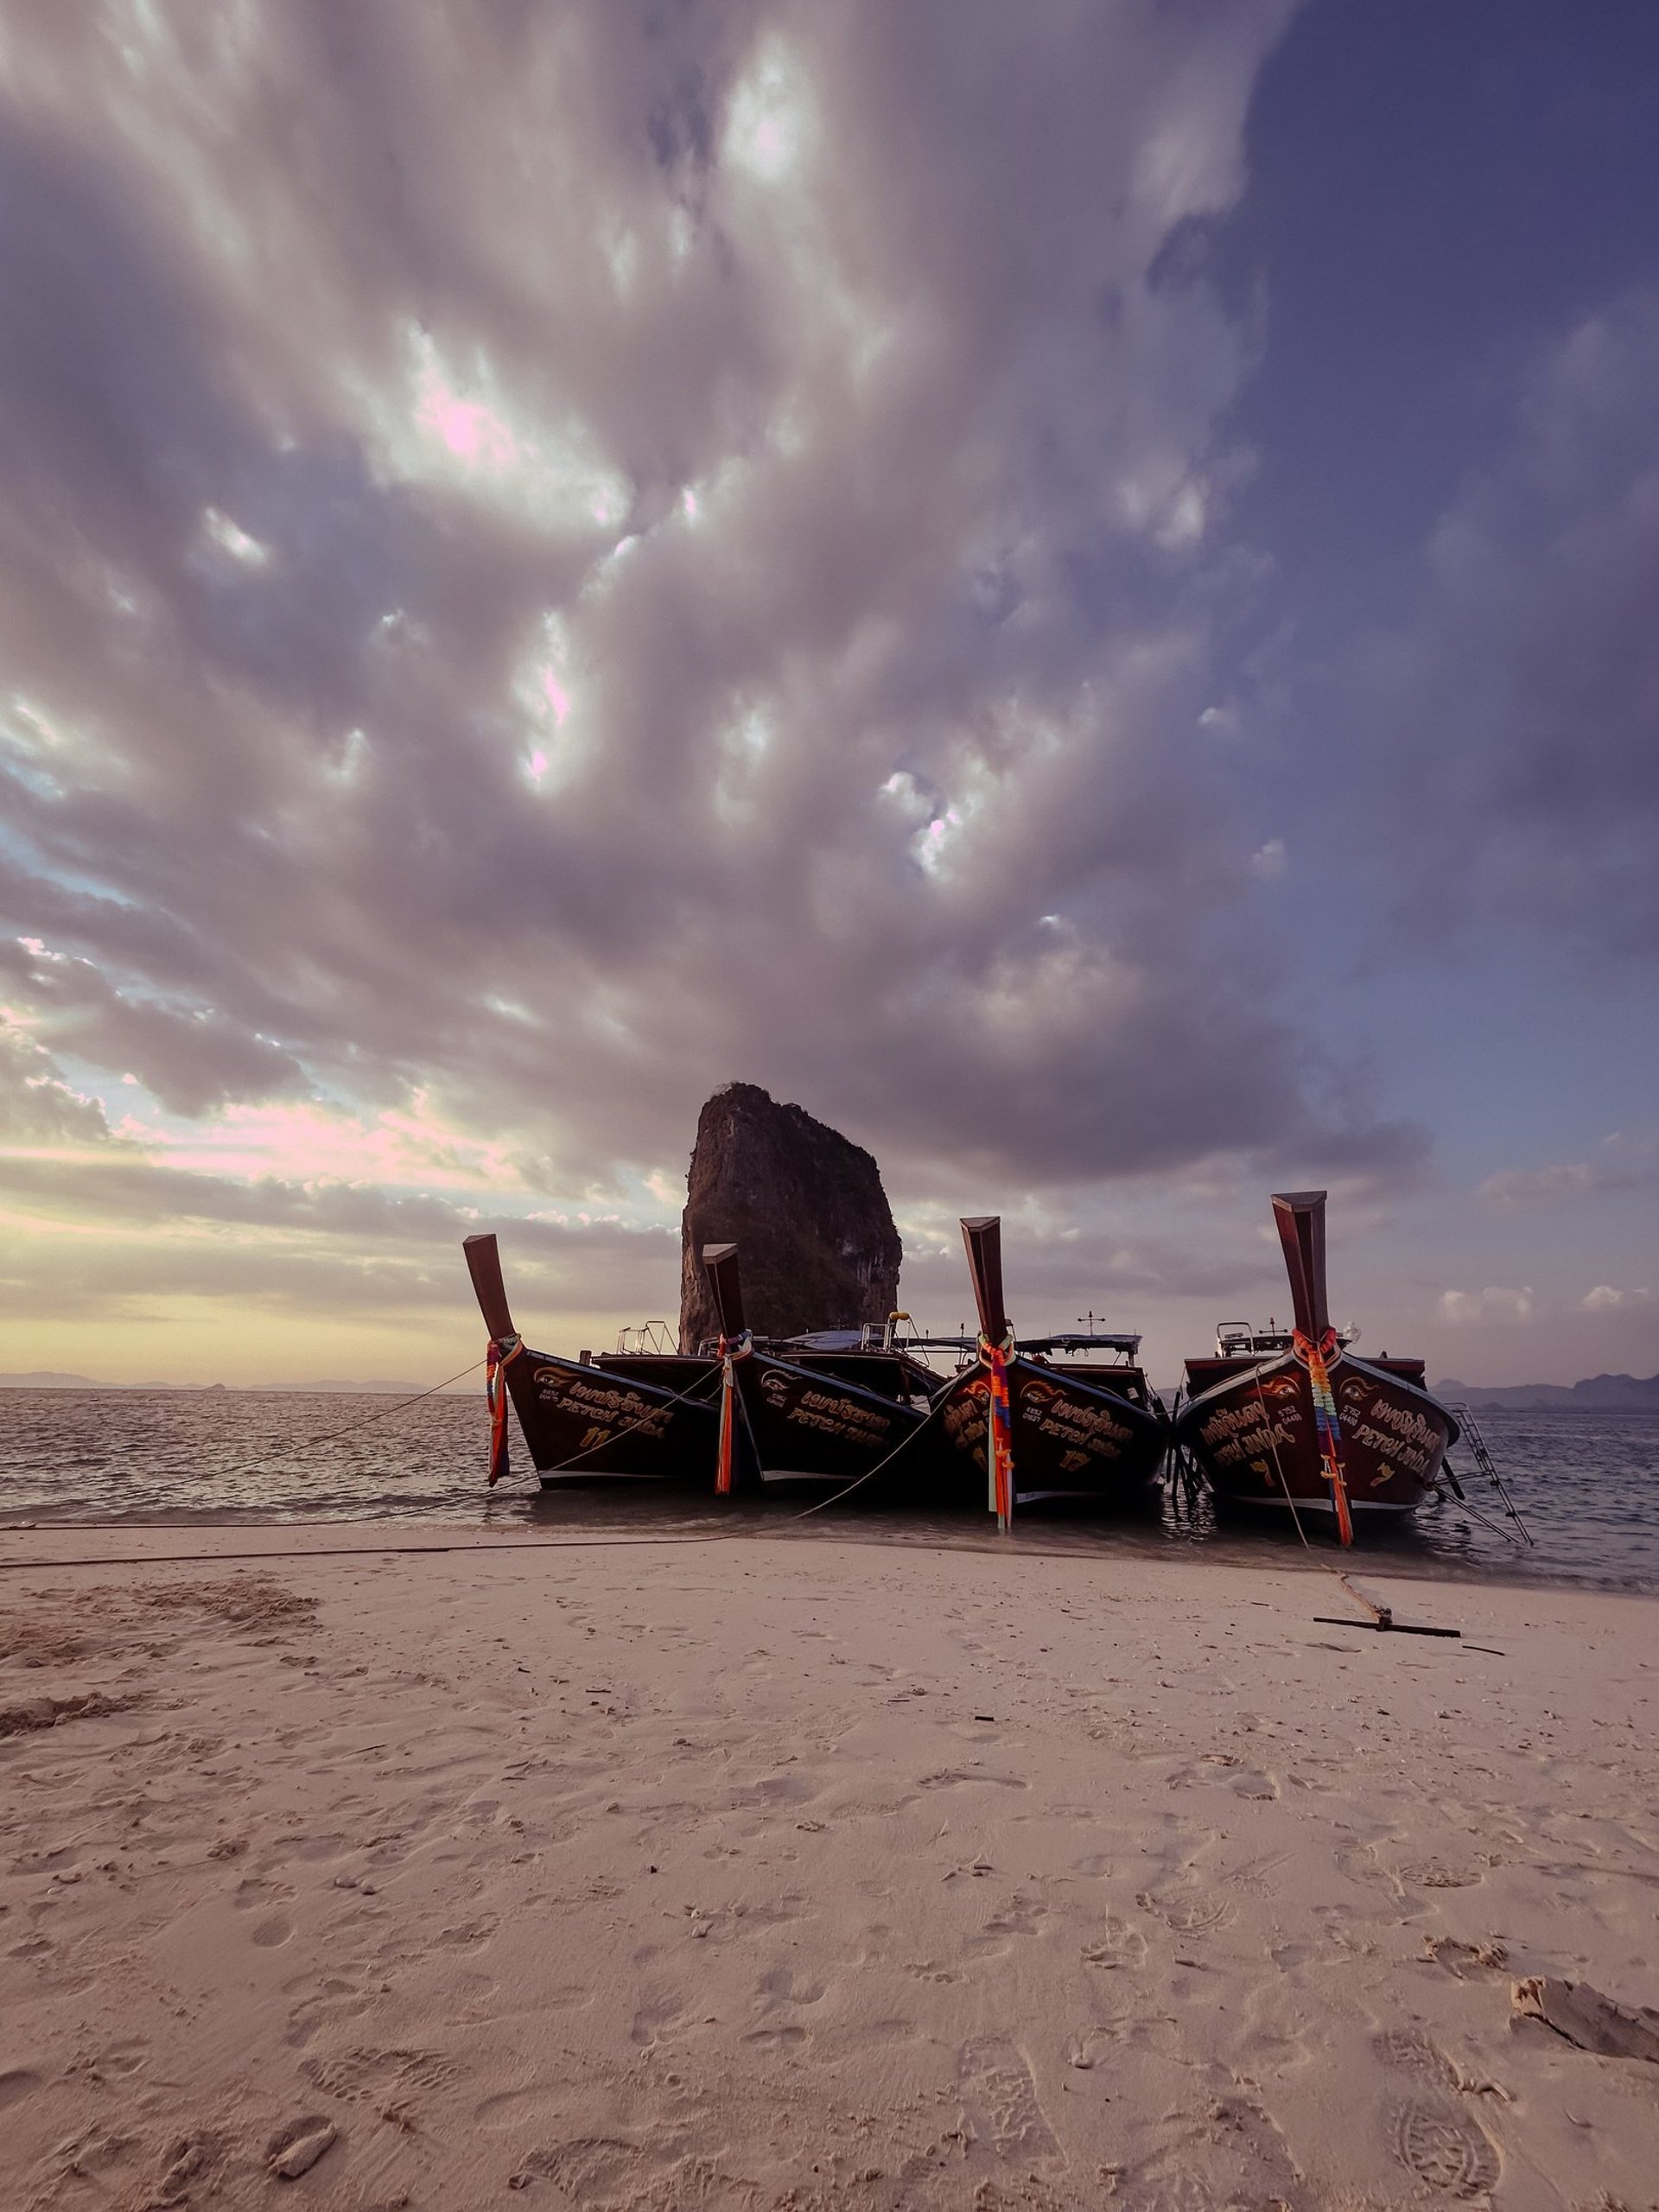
[
  {"x1": 514, "y1": 1353, "x2": 727, "y2": 1478},
  {"x1": 1251, "y1": 1370, "x2": 1314, "y2": 1551}
]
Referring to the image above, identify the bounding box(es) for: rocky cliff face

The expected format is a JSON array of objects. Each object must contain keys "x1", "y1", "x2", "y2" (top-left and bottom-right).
[{"x1": 678, "y1": 1084, "x2": 902, "y2": 1349}]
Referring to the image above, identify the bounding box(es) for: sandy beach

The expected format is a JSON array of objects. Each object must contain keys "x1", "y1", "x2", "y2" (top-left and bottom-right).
[{"x1": 2, "y1": 1524, "x2": 1656, "y2": 2210}]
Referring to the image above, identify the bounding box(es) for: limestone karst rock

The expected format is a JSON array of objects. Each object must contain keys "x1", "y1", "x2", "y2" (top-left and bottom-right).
[{"x1": 678, "y1": 1084, "x2": 902, "y2": 1349}]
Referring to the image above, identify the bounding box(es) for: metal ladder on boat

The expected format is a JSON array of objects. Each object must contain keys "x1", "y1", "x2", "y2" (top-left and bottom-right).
[{"x1": 1442, "y1": 1405, "x2": 1534, "y2": 1547}]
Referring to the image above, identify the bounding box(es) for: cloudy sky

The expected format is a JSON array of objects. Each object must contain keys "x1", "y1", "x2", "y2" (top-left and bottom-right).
[{"x1": 3, "y1": 0, "x2": 1656, "y2": 1387}]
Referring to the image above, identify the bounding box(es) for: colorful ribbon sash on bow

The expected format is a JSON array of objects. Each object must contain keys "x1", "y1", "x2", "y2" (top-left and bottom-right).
[
  {"x1": 981, "y1": 1334, "x2": 1015, "y2": 1530},
  {"x1": 715, "y1": 1334, "x2": 738, "y2": 1497},
  {"x1": 1294, "y1": 1325, "x2": 1354, "y2": 1545},
  {"x1": 485, "y1": 1336, "x2": 523, "y2": 1487}
]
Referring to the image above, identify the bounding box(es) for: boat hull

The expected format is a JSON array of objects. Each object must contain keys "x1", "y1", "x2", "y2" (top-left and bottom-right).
[
  {"x1": 728, "y1": 1347, "x2": 929, "y2": 1486},
  {"x1": 905, "y1": 1357, "x2": 1167, "y2": 1510},
  {"x1": 1173, "y1": 1351, "x2": 1456, "y2": 1524},
  {"x1": 505, "y1": 1347, "x2": 721, "y2": 1484}
]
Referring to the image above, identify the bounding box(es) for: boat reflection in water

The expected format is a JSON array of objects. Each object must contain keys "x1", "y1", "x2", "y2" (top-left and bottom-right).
[{"x1": 1172, "y1": 1191, "x2": 1459, "y2": 1543}]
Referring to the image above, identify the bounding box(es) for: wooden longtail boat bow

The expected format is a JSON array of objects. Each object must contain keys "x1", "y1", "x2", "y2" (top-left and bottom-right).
[
  {"x1": 960, "y1": 1216, "x2": 1015, "y2": 1529},
  {"x1": 1271, "y1": 1192, "x2": 1355, "y2": 1545},
  {"x1": 463, "y1": 1232, "x2": 516, "y2": 1342},
  {"x1": 701, "y1": 1242, "x2": 746, "y2": 1495}
]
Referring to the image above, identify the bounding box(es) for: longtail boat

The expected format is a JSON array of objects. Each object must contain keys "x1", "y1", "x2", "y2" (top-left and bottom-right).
[
  {"x1": 701, "y1": 1242, "x2": 938, "y2": 1491},
  {"x1": 1171, "y1": 1191, "x2": 1458, "y2": 1541},
  {"x1": 904, "y1": 1217, "x2": 1168, "y2": 1522},
  {"x1": 463, "y1": 1234, "x2": 720, "y2": 1486}
]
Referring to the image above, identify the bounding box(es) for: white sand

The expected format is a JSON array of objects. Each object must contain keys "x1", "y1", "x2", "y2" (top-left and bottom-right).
[{"x1": 2, "y1": 1524, "x2": 1656, "y2": 2209}]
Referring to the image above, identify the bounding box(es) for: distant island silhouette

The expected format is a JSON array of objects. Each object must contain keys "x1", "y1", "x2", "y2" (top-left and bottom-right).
[
  {"x1": 1433, "y1": 1372, "x2": 1659, "y2": 1411},
  {"x1": 0, "y1": 1373, "x2": 453, "y2": 1394}
]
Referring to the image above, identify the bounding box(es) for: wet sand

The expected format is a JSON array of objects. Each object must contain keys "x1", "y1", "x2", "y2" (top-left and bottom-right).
[{"x1": 2, "y1": 1524, "x2": 1656, "y2": 2208}]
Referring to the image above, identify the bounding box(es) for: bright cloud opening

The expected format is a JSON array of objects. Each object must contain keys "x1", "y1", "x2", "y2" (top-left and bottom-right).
[
  {"x1": 201, "y1": 508, "x2": 270, "y2": 564},
  {"x1": 1439, "y1": 1285, "x2": 1536, "y2": 1325},
  {"x1": 724, "y1": 35, "x2": 814, "y2": 183}
]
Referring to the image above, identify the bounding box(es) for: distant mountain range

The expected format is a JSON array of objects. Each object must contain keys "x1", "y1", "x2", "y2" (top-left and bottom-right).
[
  {"x1": 1432, "y1": 1372, "x2": 1659, "y2": 1411},
  {"x1": 0, "y1": 1373, "x2": 453, "y2": 1394}
]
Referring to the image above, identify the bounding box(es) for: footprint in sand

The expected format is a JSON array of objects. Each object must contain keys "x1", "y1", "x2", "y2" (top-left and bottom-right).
[
  {"x1": 1422, "y1": 1935, "x2": 1509, "y2": 1977},
  {"x1": 1138, "y1": 1890, "x2": 1236, "y2": 1935},
  {"x1": 1109, "y1": 2097, "x2": 1305, "y2": 2212},
  {"x1": 919, "y1": 1769, "x2": 1027, "y2": 1791},
  {"x1": 1402, "y1": 1859, "x2": 1482, "y2": 1890},
  {"x1": 284, "y1": 1979, "x2": 374, "y2": 2050},
  {"x1": 1387, "y1": 2099, "x2": 1500, "y2": 2197},
  {"x1": 1307, "y1": 1901, "x2": 1376, "y2": 1958},
  {"x1": 511, "y1": 2137, "x2": 671, "y2": 2200},
  {"x1": 302, "y1": 2046, "x2": 459, "y2": 2105},
  {"x1": 155, "y1": 2130, "x2": 225, "y2": 2201},
  {"x1": 1373, "y1": 2027, "x2": 1457, "y2": 2085},
  {"x1": 957, "y1": 2041, "x2": 1061, "y2": 2163},
  {"x1": 232, "y1": 1875, "x2": 292, "y2": 1910},
  {"x1": 1332, "y1": 1840, "x2": 1404, "y2": 1897},
  {"x1": 435, "y1": 1912, "x2": 499, "y2": 1946},
  {"x1": 748, "y1": 1774, "x2": 819, "y2": 1806},
  {"x1": 629, "y1": 1993, "x2": 685, "y2": 2050},
  {"x1": 1229, "y1": 1770, "x2": 1279, "y2": 1800},
  {"x1": 0, "y1": 2069, "x2": 41, "y2": 2110},
  {"x1": 758, "y1": 1965, "x2": 826, "y2": 2006},
  {"x1": 1099, "y1": 2174, "x2": 1215, "y2": 2212},
  {"x1": 1082, "y1": 1915, "x2": 1147, "y2": 1969},
  {"x1": 986, "y1": 1891, "x2": 1047, "y2": 1941},
  {"x1": 475, "y1": 2084, "x2": 563, "y2": 2133}
]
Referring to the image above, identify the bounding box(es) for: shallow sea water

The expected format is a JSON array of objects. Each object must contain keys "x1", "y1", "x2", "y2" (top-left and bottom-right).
[{"x1": 2, "y1": 1388, "x2": 1654, "y2": 1592}]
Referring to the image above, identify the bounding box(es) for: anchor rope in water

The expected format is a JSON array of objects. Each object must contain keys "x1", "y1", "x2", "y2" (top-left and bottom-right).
[
  {"x1": 95, "y1": 1357, "x2": 494, "y2": 1498},
  {"x1": 293, "y1": 1359, "x2": 488, "y2": 1449},
  {"x1": 1247, "y1": 1369, "x2": 1452, "y2": 1633}
]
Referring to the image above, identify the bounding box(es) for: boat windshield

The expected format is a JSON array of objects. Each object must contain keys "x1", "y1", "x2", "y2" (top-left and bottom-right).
[
  {"x1": 1214, "y1": 1320, "x2": 1356, "y2": 1357},
  {"x1": 1216, "y1": 1321, "x2": 1292, "y2": 1357}
]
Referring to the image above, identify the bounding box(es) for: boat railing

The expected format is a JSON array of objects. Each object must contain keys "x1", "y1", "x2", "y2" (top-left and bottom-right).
[
  {"x1": 615, "y1": 1321, "x2": 678, "y2": 1356},
  {"x1": 1216, "y1": 1320, "x2": 1291, "y2": 1357},
  {"x1": 857, "y1": 1312, "x2": 918, "y2": 1352},
  {"x1": 1214, "y1": 1321, "x2": 1359, "y2": 1358}
]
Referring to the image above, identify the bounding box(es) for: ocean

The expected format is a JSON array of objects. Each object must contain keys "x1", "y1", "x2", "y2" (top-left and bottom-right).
[{"x1": 0, "y1": 1388, "x2": 1654, "y2": 1592}]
